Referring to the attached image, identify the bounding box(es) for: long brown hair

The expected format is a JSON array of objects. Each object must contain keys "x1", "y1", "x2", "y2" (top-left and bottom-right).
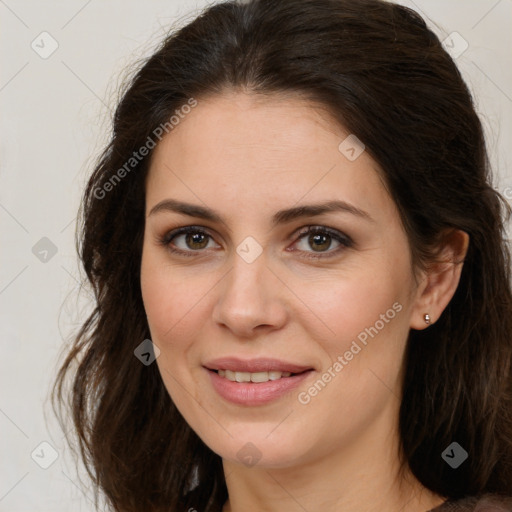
[{"x1": 52, "y1": 0, "x2": 512, "y2": 510}]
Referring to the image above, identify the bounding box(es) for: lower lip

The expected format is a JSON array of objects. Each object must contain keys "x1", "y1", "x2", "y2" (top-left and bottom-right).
[{"x1": 205, "y1": 368, "x2": 313, "y2": 406}]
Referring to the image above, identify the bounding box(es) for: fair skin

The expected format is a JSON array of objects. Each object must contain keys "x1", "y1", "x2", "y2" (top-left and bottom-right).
[{"x1": 140, "y1": 91, "x2": 469, "y2": 512}]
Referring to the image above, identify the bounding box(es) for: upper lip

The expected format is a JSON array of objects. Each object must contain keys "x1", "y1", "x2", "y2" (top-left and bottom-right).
[{"x1": 203, "y1": 357, "x2": 314, "y2": 374}]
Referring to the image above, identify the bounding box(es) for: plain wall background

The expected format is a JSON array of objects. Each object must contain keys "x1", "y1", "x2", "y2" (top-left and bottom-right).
[{"x1": 1, "y1": 1, "x2": 511, "y2": 510}]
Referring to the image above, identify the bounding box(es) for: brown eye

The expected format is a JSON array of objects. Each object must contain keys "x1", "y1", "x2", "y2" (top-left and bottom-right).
[
  {"x1": 160, "y1": 226, "x2": 219, "y2": 256},
  {"x1": 183, "y1": 232, "x2": 209, "y2": 250},
  {"x1": 293, "y1": 226, "x2": 353, "y2": 259},
  {"x1": 306, "y1": 232, "x2": 332, "y2": 252}
]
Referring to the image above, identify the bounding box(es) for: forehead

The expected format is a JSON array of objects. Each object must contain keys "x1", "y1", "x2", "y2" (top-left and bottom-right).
[
  {"x1": 146, "y1": 91, "x2": 395, "y2": 222},
  {"x1": 153, "y1": 91, "x2": 343, "y2": 160}
]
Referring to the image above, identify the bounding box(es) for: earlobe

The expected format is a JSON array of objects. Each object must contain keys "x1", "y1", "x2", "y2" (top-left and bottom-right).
[{"x1": 410, "y1": 229, "x2": 470, "y2": 330}]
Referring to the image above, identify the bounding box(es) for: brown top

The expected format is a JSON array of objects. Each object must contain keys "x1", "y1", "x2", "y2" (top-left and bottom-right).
[
  {"x1": 183, "y1": 486, "x2": 512, "y2": 511},
  {"x1": 428, "y1": 494, "x2": 512, "y2": 511}
]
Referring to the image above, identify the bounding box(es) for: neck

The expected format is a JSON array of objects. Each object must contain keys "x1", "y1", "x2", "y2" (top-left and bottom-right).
[
  {"x1": 221, "y1": 466, "x2": 446, "y2": 512},
  {"x1": 220, "y1": 407, "x2": 446, "y2": 512}
]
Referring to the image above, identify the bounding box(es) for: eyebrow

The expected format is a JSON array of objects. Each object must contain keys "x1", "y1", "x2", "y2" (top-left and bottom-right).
[{"x1": 148, "y1": 198, "x2": 374, "y2": 227}]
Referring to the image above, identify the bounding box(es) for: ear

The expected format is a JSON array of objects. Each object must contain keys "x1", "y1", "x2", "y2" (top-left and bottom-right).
[{"x1": 410, "y1": 229, "x2": 470, "y2": 330}]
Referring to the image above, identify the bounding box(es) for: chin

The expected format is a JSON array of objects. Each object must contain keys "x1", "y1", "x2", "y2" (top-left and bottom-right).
[{"x1": 209, "y1": 432, "x2": 310, "y2": 469}]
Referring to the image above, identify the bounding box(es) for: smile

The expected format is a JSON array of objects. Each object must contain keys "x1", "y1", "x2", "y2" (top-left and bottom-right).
[
  {"x1": 216, "y1": 369, "x2": 294, "y2": 382},
  {"x1": 205, "y1": 367, "x2": 314, "y2": 406}
]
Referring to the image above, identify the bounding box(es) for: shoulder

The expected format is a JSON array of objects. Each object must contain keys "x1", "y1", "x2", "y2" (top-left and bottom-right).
[{"x1": 432, "y1": 493, "x2": 512, "y2": 511}]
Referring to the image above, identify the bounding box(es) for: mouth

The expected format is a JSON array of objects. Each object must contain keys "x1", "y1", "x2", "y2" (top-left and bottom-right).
[
  {"x1": 202, "y1": 357, "x2": 315, "y2": 405},
  {"x1": 208, "y1": 368, "x2": 310, "y2": 383},
  {"x1": 203, "y1": 363, "x2": 315, "y2": 406}
]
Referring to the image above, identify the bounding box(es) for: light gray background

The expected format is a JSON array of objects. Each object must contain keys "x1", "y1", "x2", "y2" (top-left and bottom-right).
[{"x1": 1, "y1": 1, "x2": 511, "y2": 511}]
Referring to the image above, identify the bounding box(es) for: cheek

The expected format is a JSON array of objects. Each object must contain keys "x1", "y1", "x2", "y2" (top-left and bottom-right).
[
  {"x1": 140, "y1": 255, "x2": 210, "y2": 406},
  {"x1": 140, "y1": 249, "x2": 219, "y2": 351},
  {"x1": 140, "y1": 245, "x2": 182, "y2": 340},
  {"x1": 297, "y1": 266, "x2": 412, "y2": 400},
  {"x1": 294, "y1": 276, "x2": 409, "y2": 428},
  {"x1": 141, "y1": 271, "x2": 200, "y2": 342},
  {"x1": 302, "y1": 270, "x2": 407, "y2": 341}
]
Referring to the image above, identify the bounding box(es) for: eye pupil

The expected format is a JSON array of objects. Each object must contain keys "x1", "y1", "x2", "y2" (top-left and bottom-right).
[
  {"x1": 309, "y1": 233, "x2": 331, "y2": 252},
  {"x1": 186, "y1": 232, "x2": 208, "y2": 249}
]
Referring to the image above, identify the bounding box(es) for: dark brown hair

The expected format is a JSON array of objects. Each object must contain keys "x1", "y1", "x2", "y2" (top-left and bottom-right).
[{"x1": 52, "y1": 0, "x2": 512, "y2": 510}]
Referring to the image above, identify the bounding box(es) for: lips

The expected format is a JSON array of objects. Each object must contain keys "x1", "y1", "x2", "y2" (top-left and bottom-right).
[
  {"x1": 203, "y1": 357, "x2": 314, "y2": 374},
  {"x1": 205, "y1": 367, "x2": 314, "y2": 406}
]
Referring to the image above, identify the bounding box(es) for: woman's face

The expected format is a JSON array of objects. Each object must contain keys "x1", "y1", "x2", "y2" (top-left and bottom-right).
[{"x1": 140, "y1": 92, "x2": 425, "y2": 468}]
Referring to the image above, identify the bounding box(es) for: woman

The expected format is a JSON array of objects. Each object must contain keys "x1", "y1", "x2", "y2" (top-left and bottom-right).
[{"x1": 52, "y1": 0, "x2": 512, "y2": 511}]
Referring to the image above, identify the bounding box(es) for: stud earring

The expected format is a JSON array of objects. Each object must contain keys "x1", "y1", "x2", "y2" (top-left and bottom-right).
[{"x1": 424, "y1": 314, "x2": 431, "y2": 325}]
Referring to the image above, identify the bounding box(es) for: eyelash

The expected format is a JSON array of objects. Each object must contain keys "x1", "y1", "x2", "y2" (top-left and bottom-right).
[{"x1": 158, "y1": 225, "x2": 353, "y2": 260}]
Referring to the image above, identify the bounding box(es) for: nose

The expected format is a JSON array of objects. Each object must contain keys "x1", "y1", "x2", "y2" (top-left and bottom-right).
[{"x1": 211, "y1": 251, "x2": 288, "y2": 339}]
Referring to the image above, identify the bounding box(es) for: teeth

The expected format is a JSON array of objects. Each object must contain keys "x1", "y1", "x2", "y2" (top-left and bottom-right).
[{"x1": 217, "y1": 369, "x2": 292, "y2": 382}]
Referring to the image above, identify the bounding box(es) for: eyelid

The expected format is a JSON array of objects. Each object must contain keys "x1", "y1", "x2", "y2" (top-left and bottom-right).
[{"x1": 292, "y1": 225, "x2": 352, "y2": 243}]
